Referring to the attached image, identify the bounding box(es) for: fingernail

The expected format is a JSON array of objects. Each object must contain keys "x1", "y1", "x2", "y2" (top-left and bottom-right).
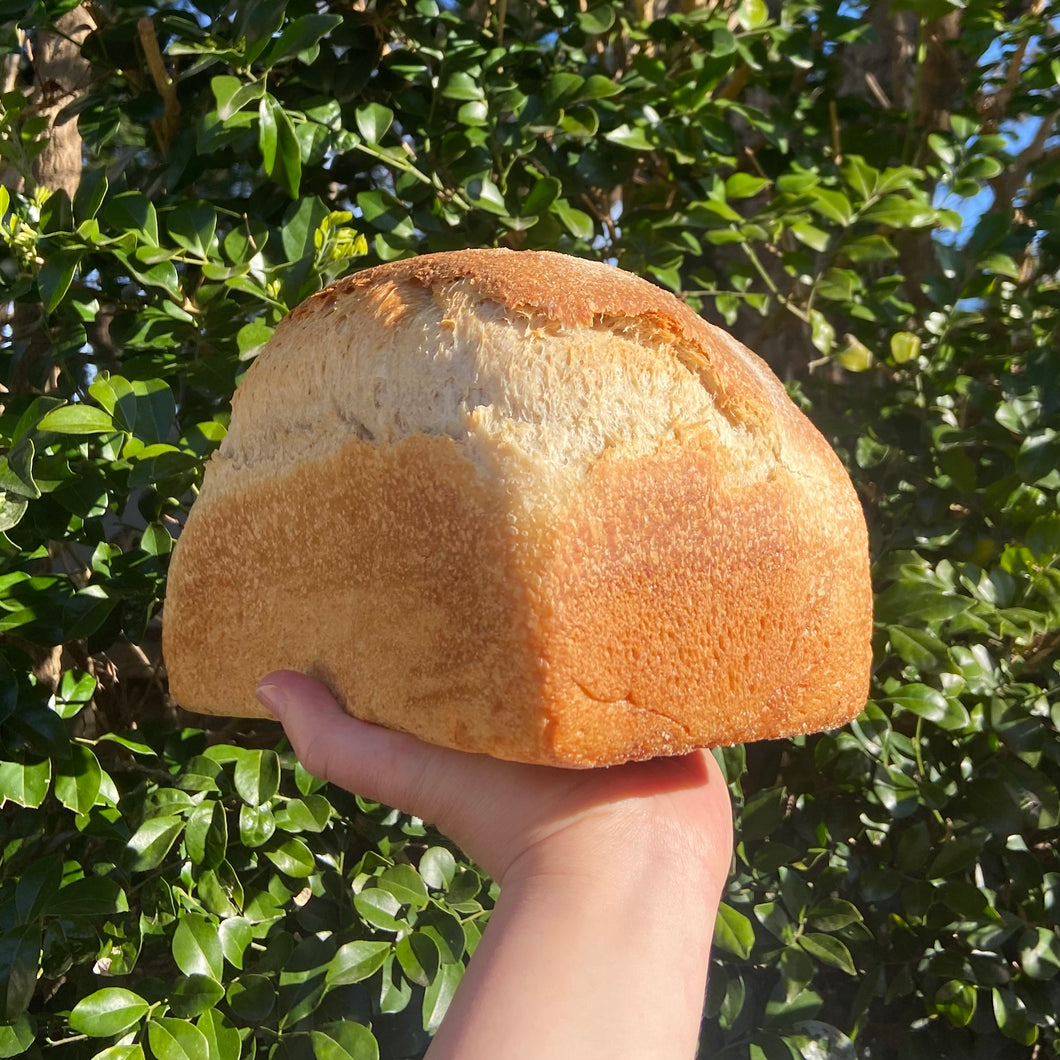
[{"x1": 256, "y1": 682, "x2": 287, "y2": 718}]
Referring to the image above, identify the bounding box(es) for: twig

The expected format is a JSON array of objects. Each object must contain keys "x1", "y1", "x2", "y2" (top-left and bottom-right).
[{"x1": 137, "y1": 16, "x2": 181, "y2": 156}]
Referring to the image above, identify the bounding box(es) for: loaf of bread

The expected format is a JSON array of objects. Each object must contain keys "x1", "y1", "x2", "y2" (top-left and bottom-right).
[{"x1": 163, "y1": 249, "x2": 872, "y2": 767}]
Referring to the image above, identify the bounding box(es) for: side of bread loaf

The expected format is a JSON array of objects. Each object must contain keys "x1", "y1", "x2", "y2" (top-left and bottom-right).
[{"x1": 163, "y1": 249, "x2": 872, "y2": 767}]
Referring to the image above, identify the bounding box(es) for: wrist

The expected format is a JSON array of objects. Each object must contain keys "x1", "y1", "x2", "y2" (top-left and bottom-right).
[{"x1": 500, "y1": 794, "x2": 731, "y2": 896}]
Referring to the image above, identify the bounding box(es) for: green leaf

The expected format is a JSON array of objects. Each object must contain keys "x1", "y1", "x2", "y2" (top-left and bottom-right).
[
  {"x1": 141, "y1": 523, "x2": 172, "y2": 557},
  {"x1": 197, "y1": 1009, "x2": 241, "y2": 1060},
  {"x1": 465, "y1": 176, "x2": 507, "y2": 216},
  {"x1": 582, "y1": 73, "x2": 622, "y2": 99},
  {"x1": 126, "y1": 815, "x2": 184, "y2": 871},
  {"x1": 992, "y1": 987, "x2": 1038, "y2": 1045},
  {"x1": 874, "y1": 581, "x2": 970, "y2": 625},
  {"x1": 927, "y1": 835, "x2": 982, "y2": 879},
  {"x1": 560, "y1": 105, "x2": 599, "y2": 138},
  {"x1": 890, "y1": 331, "x2": 921, "y2": 363},
  {"x1": 798, "y1": 933, "x2": 856, "y2": 975},
  {"x1": 928, "y1": 132, "x2": 956, "y2": 164},
  {"x1": 103, "y1": 192, "x2": 159, "y2": 244},
  {"x1": 169, "y1": 975, "x2": 225, "y2": 1019},
  {"x1": 552, "y1": 200, "x2": 595, "y2": 240},
  {"x1": 274, "y1": 795, "x2": 331, "y2": 833},
  {"x1": 888, "y1": 626, "x2": 948, "y2": 671},
  {"x1": 355, "y1": 103, "x2": 394, "y2": 145},
  {"x1": 259, "y1": 95, "x2": 278, "y2": 171},
  {"x1": 310, "y1": 1024, "x2": 379, "y2": 1060},
  {"x1": 0, "y1": 438, "x2": 38, "y2": 500},
  {"x1": 396, "y1": 931, "x2": 439, "y2": 987},
  {"x1": 54, "y1": 743, "x2": 102, "y2": 814},
  {"x1": 353, "y1": 888, "x2": 405, "y2": 932},
  {"x1": 862, "y1": 195, "x2": 936, "y2": 228},
  {"x1": 439, "y1": 71, "x2": 483, "y2": 101},
  {"x1": 736, "y1": 0, "x2": 769, "y2": 29},
  {"x1": 544, "y1": 72, "x2": 584, "y2": 107},
  {"x1": 1018, "y1": 927, "x2": 1060, "y2": 980},
  {"x1": 0, "y1": 759, "x2": 51, "y2": 808},
  {"x1": 576, "y1": 5, "x2": 615, "y2": 33},
  {"x1": 47, "y1": 877, "x2": 128, "y2": 918},
  {"x1": 837, "y1": 336, "x2": 874, "y2": 372},
  {"x1": 185, "y1": 800, "x2": 227, "y2": 869},
  {"x1": 378, "y1": 864, "x2": 429, "y2": 908},
  {"x1": 841, "y1": 155, "x2": 878, "y2": 199},
  {"x1": 714, "y1": 903, "x2": 755, "y2": 959},
  {"x1": 69, "y1": 988, "x2": 150, "y2": 1037},
  {"x1": 935, "y1": 980, "x2": 976, "y2": 1027},
  {"x1": 265, "y1": 837, "x2": 316, "y2": 878},
  {"x1": 422, "y1": 962, "x2": 462, "y2": 1035},
  {"x1": 239, "y1": 803, "x2": 276, "y2": 847},
  {"x1": 419, "y1": 909, "x2": 466, "y2": 964},
  {"x1": 842, "y1": 234, "x2": 898, "y2": 262},
  {"x1": 86, "y1": 1047, "x2": 144, "y2": 1060},
  {"x1": 167, "y1": 202, "x2": 217, "y2": 257},
  {"x1": 419, "y1": 847, "x2": 457, "y2": 891},
  {"x1": 605, "y1": 123, "x2": 654, "y2": 151},
  {"x1": 38, "y1": 248, "x2": 81, "y2": 314},
  {"x1": 217, "y1": 917, "x2": 254, "y2": 971},
  {"x1": 172, "y1": 914, "x2": 224, "y2": 980},
  {"x1": 259, "y1": 96, "x2": 301, "y2": 198},
  {"x1": 212, "y1": 75, "x2": 266, "y2": 120},
  {"x1": 326, "y1": 940, "x2": 392, "y2": 987},
  {"x1": 520, "y1": 177, "x2": 561, "y2": 217},
  {"x1": 0, "y1": 492, "x2": 28, "y2": 532},
  {"x1": 725, "y1": 173, "x2": 769, "y2": 199},
  {"x1": 227, "y1": 974, "x2": 275, "y2": 1022},
  {"x1": 808, "y1": 187, "x2": 853, "y2": 226},
  {"x1": 15, "y1": 854, "x2": 62, "y2": 922},
  {"x1": 808, "y1": 898, "x2": 863, "y2": 932},
  {"x1": 147, "y1": 1017, "x2": 210, "y2": 1060},
  {"x1": 889, "y1": 682, "x2": 950, "y2": 721},
  {"x1": 237, "y1": 320, "x2": 274, "y2": 360},
  {"x1": 234, "y1": 748, "x2": 280, "y2": 806},
  {"x1": 265, "y1": 13, "x2": 344, "y2": 66},
  {"x1": 98, "y1": 731, "x2": 156, "y2": 755},
  {"x1": 0, "y1": 1016, "x2": 35, "y2": 1058},
  {"x1": 224, "y1": 219, "x2": 269, "y2": 264},
  {"x1": 0, "y1": 925, "x2": 40, "y2": 1020},
  {"x1": 37, "y1": 404, "x2": 116, "y2": 435},
  {"x1": 809, "y1": 310, "x2": 835, "y2": 355}
]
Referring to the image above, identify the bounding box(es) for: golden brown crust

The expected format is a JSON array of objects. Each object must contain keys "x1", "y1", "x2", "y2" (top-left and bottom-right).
[
  {"x1": 166, "y1": 434, "x2": 552, "y2": 760},
  {"x1": 164, "y1": 249, "x2": 872, "y2": 767},
  {"x1": 537, "y1": 434, "x2": 872, "y2": 765}
]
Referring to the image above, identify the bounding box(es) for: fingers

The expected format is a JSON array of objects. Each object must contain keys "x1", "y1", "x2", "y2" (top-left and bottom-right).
[
  {"x1": 255, "y1": 670, "x2": 477, "y2": 828},
  {"x1": 255, "y1": 670, "x2": 735, "y2": 883}
]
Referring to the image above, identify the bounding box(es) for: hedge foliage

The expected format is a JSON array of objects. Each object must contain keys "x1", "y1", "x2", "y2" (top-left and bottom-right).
[{"x1": 0, "y1": 0, "x2": 1057, "y2": 1057}]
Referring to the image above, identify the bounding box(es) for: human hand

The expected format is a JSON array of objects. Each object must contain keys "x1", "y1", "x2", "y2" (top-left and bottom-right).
[
  {"x1": 255, "y1": 669, "x2": 732, "y2": 886},
  {"x1": 256, "y1": 670, "x2": 733, "y2": 1060}
]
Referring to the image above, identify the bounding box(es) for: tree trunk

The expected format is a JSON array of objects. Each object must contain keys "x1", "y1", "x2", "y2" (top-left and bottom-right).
[
  {"x1": 30, "y1": 6, "x2": 97, "y2": 199},
  {"x1": 7, "y1": 6, "x2": 96, "y2": 394}
]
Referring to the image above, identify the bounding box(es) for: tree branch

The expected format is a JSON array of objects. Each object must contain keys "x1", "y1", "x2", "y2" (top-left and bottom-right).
[{"x1": 137, "y1": 16, "x2": 181, "y2": 156}]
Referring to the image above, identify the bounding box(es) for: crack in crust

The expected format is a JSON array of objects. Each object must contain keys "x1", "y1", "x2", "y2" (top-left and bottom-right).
[{"x1": 571, "y1": 678, "x2": 695, "y2": 739}]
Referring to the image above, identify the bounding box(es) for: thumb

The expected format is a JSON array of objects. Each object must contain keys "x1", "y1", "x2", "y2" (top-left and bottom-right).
[{"x1": 255, "y1": 670, "x2": 487, "y2": 834}]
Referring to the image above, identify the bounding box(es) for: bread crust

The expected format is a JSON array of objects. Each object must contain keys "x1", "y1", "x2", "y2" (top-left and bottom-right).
[{"x1": 164, "y1": 249, "x2": 872, "y2": 766}]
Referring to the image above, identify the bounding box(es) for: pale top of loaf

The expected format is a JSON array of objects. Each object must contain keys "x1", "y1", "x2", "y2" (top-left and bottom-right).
[{"x1": 213, "y1": 250, "x2": 795, "y2": 508}]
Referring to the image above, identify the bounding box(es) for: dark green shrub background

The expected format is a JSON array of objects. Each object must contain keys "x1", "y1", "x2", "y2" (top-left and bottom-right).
[{"x1": 0, "y1": 1, "x2": 1057, "y2": 1057}]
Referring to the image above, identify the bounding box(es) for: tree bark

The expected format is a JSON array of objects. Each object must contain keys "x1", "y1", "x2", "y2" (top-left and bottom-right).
[
  {"x1": 29, "y1": 6, "x2": 97, "y2": 199},
  {"x1": 6, "y1": 6, "x2": 96, "y2": 395}
]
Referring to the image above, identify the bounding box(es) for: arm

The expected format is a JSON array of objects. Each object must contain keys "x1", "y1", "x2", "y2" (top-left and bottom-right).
[{"x1": 256, "y1": 671, "x2": 732, "y2": 1060}]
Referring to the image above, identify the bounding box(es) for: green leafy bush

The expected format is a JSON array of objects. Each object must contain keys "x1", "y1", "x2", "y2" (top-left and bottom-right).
[{"x1": 0, "y1": 1, "x2": 1057, "y2": 1057}]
